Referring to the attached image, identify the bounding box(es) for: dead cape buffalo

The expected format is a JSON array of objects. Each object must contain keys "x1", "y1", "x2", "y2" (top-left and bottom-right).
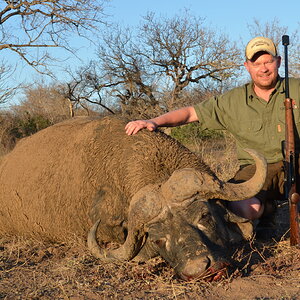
[{"x1": 0, "y1": 116, "x2": 267, "y2": 281}]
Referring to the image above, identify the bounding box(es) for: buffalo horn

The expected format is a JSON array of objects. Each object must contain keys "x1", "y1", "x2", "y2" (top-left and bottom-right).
[{"x1": 161, "y1": 148, "x2": 267, "y2": 202}]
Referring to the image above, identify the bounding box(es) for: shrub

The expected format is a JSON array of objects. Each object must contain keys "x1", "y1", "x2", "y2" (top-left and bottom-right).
[
  {"x1": 10, "y1": 113, "x2": 52, "y2": 139},
  {"x1": 0, "y1": 112, "x2": 54, "y2": 153},
  {"x1": 169, "y1": 123, "x2": 223, "y2": 144}
]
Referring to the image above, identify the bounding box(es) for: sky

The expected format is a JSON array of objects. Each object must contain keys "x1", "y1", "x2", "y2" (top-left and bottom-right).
[
  {"x1": 2, "y1": 0, "x2": 300, "y2": 105},
  {"x1": 107, "y1": 0, "x2": 299, "y2": 39}
]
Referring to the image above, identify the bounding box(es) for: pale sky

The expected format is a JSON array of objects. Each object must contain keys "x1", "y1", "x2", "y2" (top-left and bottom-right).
[{"x1": 107, "y1": 0, "x2": 299, "y2": 40}]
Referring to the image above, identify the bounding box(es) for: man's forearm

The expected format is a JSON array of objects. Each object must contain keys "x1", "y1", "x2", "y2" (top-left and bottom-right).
[{"x1": 150, "y1": 106, "x2": 198, "y2": 127}]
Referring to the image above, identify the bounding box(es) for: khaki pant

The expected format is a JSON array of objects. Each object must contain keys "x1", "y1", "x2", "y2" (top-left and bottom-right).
[{"x1": 230, "y1": 161, "x2": 288, "y2": 217}]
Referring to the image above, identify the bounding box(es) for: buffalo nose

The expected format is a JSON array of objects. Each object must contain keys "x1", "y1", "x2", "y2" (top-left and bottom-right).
[{"x1": 179, "y1": 256, "x2": 211, "y2": 281}]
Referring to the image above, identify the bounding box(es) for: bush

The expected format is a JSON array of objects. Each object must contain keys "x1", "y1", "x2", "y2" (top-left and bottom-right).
[
  {"x1": 0, "y1": 112, "x2": 54, "y2": 153},
  {"x1": 12, "y1": 113, "x2": 51, "y2": 138},
  {"x1": 170, "y1": 122, "x2": 223, "y2": 144},
  {"x1": 12, "y1": 114, "x2": 51, "y2": 138}
]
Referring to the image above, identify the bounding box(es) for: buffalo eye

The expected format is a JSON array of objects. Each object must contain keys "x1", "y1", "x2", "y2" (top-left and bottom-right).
[
  {"x1": 154, "y1": 235, "x2": 171, "y2": 252},
  {"x1": 155, "y1": 237, "x2": 166, "y2": 248}
]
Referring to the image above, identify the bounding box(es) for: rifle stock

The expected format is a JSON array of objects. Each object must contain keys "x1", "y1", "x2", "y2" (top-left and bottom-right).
[
  {"x1": 282, "y1": 35, "x2": 300, "y2": 246},
  {"x1": 283, "y1": 97, "x2": 300, "y2": 246}
]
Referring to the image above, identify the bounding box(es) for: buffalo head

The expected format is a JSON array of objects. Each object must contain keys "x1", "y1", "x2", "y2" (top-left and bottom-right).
[{"x1": 88, "y1": 149, "x2": 266, "y2": 280}]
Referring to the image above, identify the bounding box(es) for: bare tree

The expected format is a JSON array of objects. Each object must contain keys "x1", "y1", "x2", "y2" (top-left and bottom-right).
[
  {"x1": 0, "y1": 61, "x2": 19, "y2": 104},
  {"x1": 97, "y1": 26, "x2": 162, "y2": 118},
  {"x1": 17, "y1": 83, "x2": 71, "y2": 122},
  {"x1": 0, "y1": 0, "x2": 108, "y2": 75},
  {"x1": 247, "y1": 18, "x2": 300, "y2": 77},
  {"x1": 140, "y1": 12, "x2": 242, "y2": 108},
  {"x1": 96, "y1": 11, "x2": 243, "y2": 116},
  {"x1": 60, "y1": 63, "x2": 116, "y2": 117},
  {"x1": 0, "y1": 82, "x2": 71, "y2": 152}
]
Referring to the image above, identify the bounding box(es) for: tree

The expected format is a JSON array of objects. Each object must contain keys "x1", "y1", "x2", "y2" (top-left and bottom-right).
[
  {"x1": 96, "y1": 11, "x2": 243, "y2": 117},
  {"x1": 0, "y1": 83, "x2": 69, "y2": 152},
  {"x1": 60, "y1": 63, "x2": 116, "y2": 117},
  {"x1": 16, "y1": 83, "x2": 71, "y2": 122},
  {"x1": 0, "y1": 0, "x2": 108, "y2": 75},
  {"x1": 0, "y1": 61, "x2": 19, "y2": 104},
  {"x1": 140, "y1": 12, "x2": 242, "y2": 107}
]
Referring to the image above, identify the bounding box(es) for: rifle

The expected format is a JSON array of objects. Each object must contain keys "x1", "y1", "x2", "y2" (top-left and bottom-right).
[{"x1": 282, "y1": 35, "x2": 300, "y2": 246}]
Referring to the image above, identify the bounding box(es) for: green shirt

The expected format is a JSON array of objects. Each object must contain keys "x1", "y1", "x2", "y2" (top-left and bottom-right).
[{"x1": 193, "y1": 77, "x2": 300, "y2": 165}]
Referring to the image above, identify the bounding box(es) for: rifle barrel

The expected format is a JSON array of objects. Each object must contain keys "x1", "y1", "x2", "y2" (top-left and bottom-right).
[{"x1": 282, "y1": 35, "x2": 290, "y2": 98}]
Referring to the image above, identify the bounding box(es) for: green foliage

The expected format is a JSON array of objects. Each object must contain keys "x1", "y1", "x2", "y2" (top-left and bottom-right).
[
  {"x1": 11, "y1": 113, "x2": 52, "y2": 139},
  {"x1": 0, "y1": 111, "x2": 54, "y2": 153},
  {"x1": 170, "y1": 123, "x2": 223, "y2": 144}
]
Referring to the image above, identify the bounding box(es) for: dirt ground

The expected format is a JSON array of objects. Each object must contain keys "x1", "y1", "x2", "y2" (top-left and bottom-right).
[{"x1": 1, "y1": 202, "x2": 299, "y2": 300}]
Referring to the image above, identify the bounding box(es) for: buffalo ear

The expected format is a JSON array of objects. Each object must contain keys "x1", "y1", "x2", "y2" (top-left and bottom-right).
[{"x1": 225, "y1": 210, "x2": 255, "y2": 241}]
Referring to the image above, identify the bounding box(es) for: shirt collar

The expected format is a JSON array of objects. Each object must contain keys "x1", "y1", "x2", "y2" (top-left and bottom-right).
[
  {"x1": 246, "y1": 76, "x2": 283, "y2": 101},
  {"x1": 277, "y1": 76, "x2": 286, "y2": 94}
]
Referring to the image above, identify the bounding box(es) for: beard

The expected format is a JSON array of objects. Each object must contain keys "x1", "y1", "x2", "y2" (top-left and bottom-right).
[{"x1": 253, "y1": 74, "x2": 278, "y2": 90}]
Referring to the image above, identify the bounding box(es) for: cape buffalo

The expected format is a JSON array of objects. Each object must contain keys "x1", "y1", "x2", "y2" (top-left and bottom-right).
[{"x1": 0, "y1": 116, "x2": 266, "y2": 280}]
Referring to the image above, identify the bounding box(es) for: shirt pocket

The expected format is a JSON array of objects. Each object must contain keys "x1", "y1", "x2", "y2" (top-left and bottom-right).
[
  {"x1": 226, "y1": 114, "x2": 263, "y2": 144},
  {"x1": 229, "y1": 119, "x2": 263, "y2": 149},
  {"x1": 237, "y1": 120, "x2": 262, "y2": 134}
]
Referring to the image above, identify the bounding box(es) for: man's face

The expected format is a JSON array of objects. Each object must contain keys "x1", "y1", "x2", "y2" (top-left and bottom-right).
[{"x1": 244, "y1": 52, "x2": 281, "y2": 90}]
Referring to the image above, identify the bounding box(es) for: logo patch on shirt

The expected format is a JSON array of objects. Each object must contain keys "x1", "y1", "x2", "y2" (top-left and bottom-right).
[
  {"x1": 277, "y1": 124, "x2": 282, "y2": 132},
  {"x1": 292, "y1": 99, "x2": 298, "y2": 109}
]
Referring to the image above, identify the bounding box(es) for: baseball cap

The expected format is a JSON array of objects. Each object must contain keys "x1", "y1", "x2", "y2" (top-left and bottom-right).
[{"x1": 245, "y1": 37, "x2": 277, "y2": 60}]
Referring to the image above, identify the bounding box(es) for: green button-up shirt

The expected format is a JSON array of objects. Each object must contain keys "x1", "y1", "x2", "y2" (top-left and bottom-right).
[{"x1": 193, "y1": 77, "x2": 300, "y2": 165}]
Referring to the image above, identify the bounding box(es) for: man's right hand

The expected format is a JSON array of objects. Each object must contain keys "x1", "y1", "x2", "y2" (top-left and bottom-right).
[{"x1": 125, "y1": 120, "x2": 158, "y2": 135}]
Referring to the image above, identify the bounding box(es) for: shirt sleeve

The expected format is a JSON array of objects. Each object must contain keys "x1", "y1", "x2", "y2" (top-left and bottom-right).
[{"x1": 193, "y1": 95, "x2": 227, "y2": 131}]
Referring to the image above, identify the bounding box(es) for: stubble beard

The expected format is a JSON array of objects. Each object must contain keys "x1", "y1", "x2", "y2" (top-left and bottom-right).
[{"x1": 254, "y1": 74, "x2": 278, "y2": 90}]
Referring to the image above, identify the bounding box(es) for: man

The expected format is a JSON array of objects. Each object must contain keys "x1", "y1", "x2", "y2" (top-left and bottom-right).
[{"x1": 125, "y1": 37, "x2": 300, "y2": 229}]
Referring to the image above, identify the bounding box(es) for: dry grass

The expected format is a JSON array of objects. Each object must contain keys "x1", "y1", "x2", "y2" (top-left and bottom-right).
[
  {"x1": 0, "y1": 235, "x2": 211, "y2": 299},
  {"x1": 186, "y1": 134, "x2": 239, "y2": 181},
  {"x1": 1, "y1": 233, "x2": 299, "y2": 299}
]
